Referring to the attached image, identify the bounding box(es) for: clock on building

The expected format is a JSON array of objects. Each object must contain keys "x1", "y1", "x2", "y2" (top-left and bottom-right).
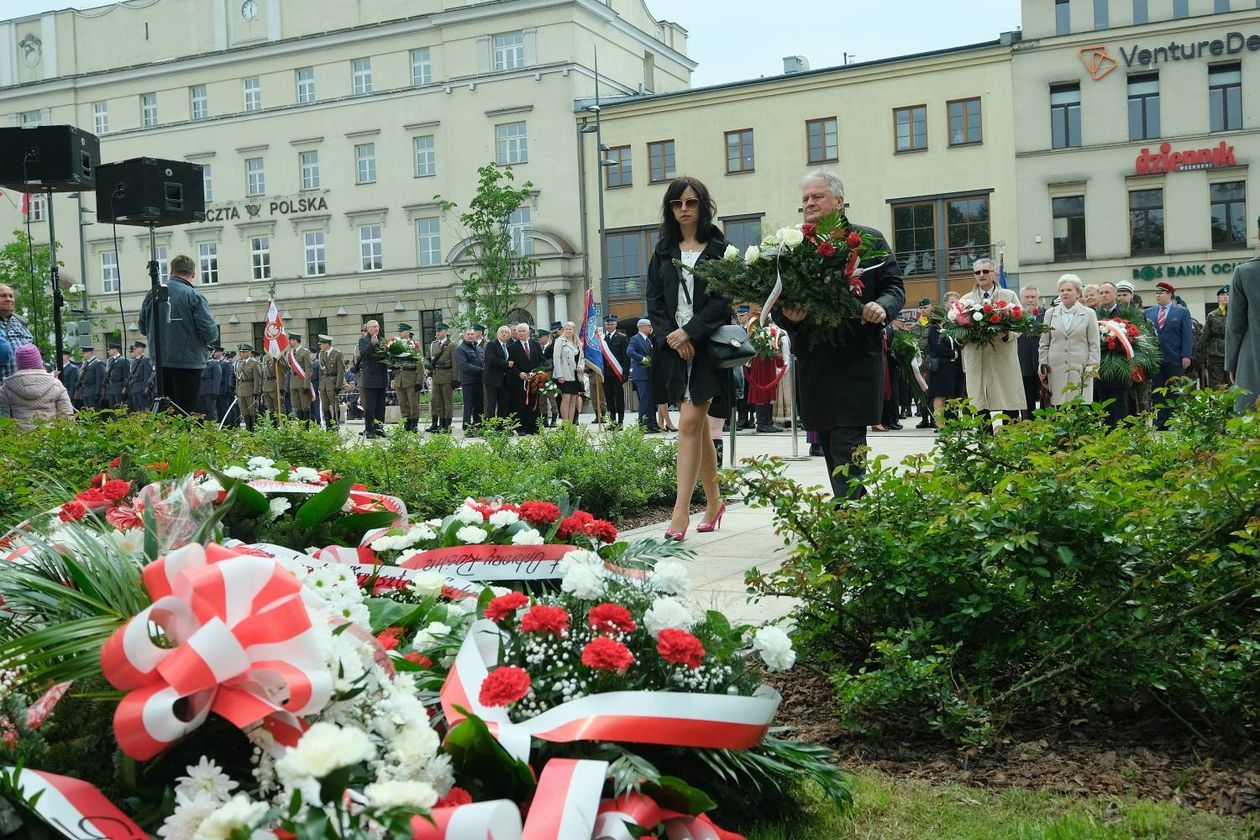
[{"x1": 241, "y1": 0, "x2": 258, "y2": 21}]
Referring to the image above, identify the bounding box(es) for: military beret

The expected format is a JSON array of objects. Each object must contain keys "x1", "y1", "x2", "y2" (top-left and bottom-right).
[{"x1": 397, "y1": 323, "x2": 413, "y2": 331}]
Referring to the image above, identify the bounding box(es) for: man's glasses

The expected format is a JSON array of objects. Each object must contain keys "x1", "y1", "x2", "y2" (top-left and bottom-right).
[
  {"x1": 669, "y1": 198, "x2": 700, "y2": 210},
  {"x1": 974, "y1": 269, "x2": 992, "y2": 275}
]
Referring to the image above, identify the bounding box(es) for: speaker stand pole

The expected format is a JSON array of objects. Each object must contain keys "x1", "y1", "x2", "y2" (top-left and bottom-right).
[{"x1": 45, "y1": 188, "x2": 65, "y2": 375}]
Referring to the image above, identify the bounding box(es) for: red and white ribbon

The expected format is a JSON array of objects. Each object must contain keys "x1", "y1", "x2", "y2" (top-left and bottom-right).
[
  {"x1": 100, "y1": 543, "x2": 334, "y2": 760},
  {"x1": 595, "y1": 795, "x2": 745, "y2": 840},
  {"x1": 1098, "y1": 319, "x2": 1136, "y2": 358},
  {"x1": 3, "y1": 767, "x2": 145, "y2": 839},
  {"x1": 244, "y1": 481, "x2": 408, "y2": 524},
  {"x1": 441, "y1": 620, "x2": 780, "y2": 763},
  {"x1": 410, "y1": 800, "x2": 523, "y2": 839}
]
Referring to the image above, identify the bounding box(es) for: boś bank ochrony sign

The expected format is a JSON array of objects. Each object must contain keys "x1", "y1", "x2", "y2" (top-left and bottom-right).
[
  {"x1": 1080, "y1": 31, "x2": 1259, "y2": 80},
  {"x1": 1135, "y1": 141, "x2": 1236, "y2": 174},
  {"x1": 1132, "y1": 261, "x2": 1243, "y2": 281}
]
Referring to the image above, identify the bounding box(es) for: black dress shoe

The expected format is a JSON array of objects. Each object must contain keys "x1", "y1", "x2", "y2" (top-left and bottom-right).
[
  {"x1": 756, "y1": 424, "x2": 786, "y2": 433},
  {"x1": 915, "y1": 419, "x2": 933, "y2": 429},
  {"x1": 889, "y1": 423, "x2": 904, "y2": 431},
  {"x1": 809, "y1": 444, "x2": 824, "y2": 456}
]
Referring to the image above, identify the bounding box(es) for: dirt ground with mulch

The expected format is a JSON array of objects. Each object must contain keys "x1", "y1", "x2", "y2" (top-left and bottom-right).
[
  {"x1": 615, "y1": 501, "x2": 706, "y2": 533},
  {"x1": 767, "y1": 668, "x2": 1260, "y2": 817}
]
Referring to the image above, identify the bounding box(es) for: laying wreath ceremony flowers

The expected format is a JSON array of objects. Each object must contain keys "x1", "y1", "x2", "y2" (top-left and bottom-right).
[
  {"x1": 0, "y1": 459, "x2": 844, "y2": 839},
  {"x1": 942, "y1": 296, "x2": 1046, "y2": 347}
]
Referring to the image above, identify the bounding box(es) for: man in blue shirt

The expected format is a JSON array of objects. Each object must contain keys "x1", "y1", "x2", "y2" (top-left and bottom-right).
[
  {"x1": 1144, "y1": 280, "x2": 1193, "y2": 429},
  {"x1": 0, "y1": 284, "x2": 33, "y2": 383}
]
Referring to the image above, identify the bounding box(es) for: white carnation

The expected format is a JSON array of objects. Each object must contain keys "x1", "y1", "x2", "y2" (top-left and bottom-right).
[
  {"x1": 643, "y1": 596, "x2": 694, "y2": 637},
  {"x1": 511, "y1": 528, "x2": 545, "y2": 546},
  {"x1": 363, "y1": 780, "x2": 438, "y2": 811},
  {"x1": 722, "y1": 244, "x2": 740, "y2": 261},
  {"x1": 648, "y1": 560, "x2": 691, "y2": 596},
  {"x1": 290, "y1": 466, "x2": 321, "y2": 483},
  {"x1": 414, "y1": 621, "x2": 452, "y2": 650},
  {"x1": 456, "y1": 525, "x2": 488, "y2": 544},
  {"x1": 221, "y1": 466, "x2": 249, "y2": 481},
  {"x1": 267, "y1": 497, "x2": 291, "y2": 520},
  {"x1": 370, "y1": 534, "x2": 408, "y2": 553},
  {"x1": 247, "y1": 456, "x2": 275, "y2": 469},
  {"x1": 777, "y1": 227, "x2": 804, "y2": 248},
  {"x1": 407, "y1": 525, "x2": 437, "y2": 542},
  {"x1": 488, "y1": 509, "x2": 520, "y2": 528},
  {"x1": 557, "y1": 549, "x2": 603, "y2": 574},
  {"x1": 744, "y1": 245, "x2": 762, "y2": 264},
  {"x1": 193, "y1": 795, "x2": 268, "y2": 840},
  {"x1": 198, "y1": 475, "x2": 225, "y2": 494},
  {"x1": 752, "y1": 625, "x2": 796, "y2": 672},
  {"x1": 391, "y1": 720, "x2": 441, "y2": 768},
  {"x1": 560, "y1": 563, "x2": 605, "y2": 600},
  {"x1": 275, "y1": 722, "x2": 373, "y2": 782},
  {"x1": 455, "y1": 505, "x2": 484, "y2": 525},
  {"x1": 408, "y1": 570, "x2": 446, "y2": 598}
]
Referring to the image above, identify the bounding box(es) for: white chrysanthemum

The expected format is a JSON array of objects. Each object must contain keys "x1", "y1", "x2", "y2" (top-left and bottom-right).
[
  {"x1": 752, "y1": 625, "x2": 796, "y2": 672},
  {"x1": 192, "y1": 795, "x2": 268, "y2": 840},
  {"x1": 174, "y1": 756, "x2": 238, "y2": 806},
  {"x1": 511, "y1": 528, "x2": 545, "y2": 546},
  {"x1": 455, "y1": 505, "x2": 484, "y2": 525},
  {"x1": 557, "y1": 549, "x2": 603, "y2": 574},
  {"x1": 220, "y1": 466, "x2": 249, "y2": 481},
  {"x1": 252, "y1": 466, "x2": 282, "y2": 480},
  {"x1": 456, "y1": 525, "x2": 487, "y2": 544},
  {"x1": 364, "y1": 780, "x2": 438, "y2": 811},
  {"x1": 424, "y1": 518, "x2": 443, "y2": 528},
  {"x1": 267, "y1": 497, "x2": 291, "y2": 520},
  {"x1": 777, "y1": 227, "x2": 804, "y2": 248},
  {"x1": 408, "y1": 570, "x2": 446, "y2": 598},
  {"x1": 109, "y1": 528, "x2": 145, "y2": 555},
  {"x1": 648, "y1": 560, "x2": 691, "y2": 596},
  {"x1": 158, "y1": 796, "x2": 217, "y2": 840},
  {"x1": 414, "y1": 621, "x2": 452, "y2": 650},
  {"x1": 488, "y1": 509, "x2": 520, "y2": 528},
  {"x1": 560, "y1": 563, "x2": 605, "y2": 600},
  {"x1": 370, "y1": 534, "x2": 403, "y2": 553},
  {"x1": 391, "y1": 720, "x2": 441, "y2": 768},
  {"x1": 744, "y1": 244, "x2": 762, "y2": 264},
  {"x1": 407, "y1": 525, "x2": 437, "y2": 543},
  {"x1": 722, "y1": 244, "x2": 740, "y2": 261},
  {"x1": 248, "y1": 456, "x2": 275, "y2": 469},
  {"x1": 275, "y1": 722, "x2": 373, "y2": 781},
  {"x1": 643, "y1": 596, "x2": 694, "y2": 637},
  {"x1": 290, "y1": 466, "x2": 321, "y2": 483}
]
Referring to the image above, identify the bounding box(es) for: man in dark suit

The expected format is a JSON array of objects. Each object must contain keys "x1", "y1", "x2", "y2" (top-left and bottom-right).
[
  {"x1": 1092, "y1": 282, "x2": 1133, "y2": 427},
  {"x1": 1016, "y1": 286, "x2": 1044, "y2": 420},
  {"x1": 75, "y1": 344, "x2": 105, "y2": 410},
  {"x1": 1225, "y1": 240, "x2": 1259, "y2": 414},
  {"x1": 198, "y1": 347, "x2": 224, "y2": 419},
  {"x1": 507, "y1": 322, "x2": 543, "y2": 434},
  {"x1": 126, "y1": 341, "x2": 154, "y2": 413},
  {"x1": 104, "y1": 342, "x2": 128, "y2": 410},
  {"x1": 483, "y1": 324, "x2": 516, "y2": 423},
  {"x1": 776, "y1": 171, "x2": 905, "y2": 502},
  {"x1": 59, "y1": 351, "x2": 80, "y2": 409},
  {"x1": 1144, "y1": 280, "x2": 1193, "y2": 429},
  {"x1": 601, "y1": 315, "x2": 629, "y2": 427},
  {"x1": 628, "y1": 318, "x2": 658, "y2": 431},
  {"x1": 455, "y1": 325, "x2": 486, "y2": 433},
  {"x1": 357, "y1": 320, "x2": 388, "y2": 438}
]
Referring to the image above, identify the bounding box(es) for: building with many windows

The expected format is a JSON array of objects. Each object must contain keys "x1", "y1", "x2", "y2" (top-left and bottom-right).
[
  {"x1": 0, "y1": 0, "x2": 691, "y2": 350},
  {"x1": 1013, "y1": 0, "x2": 1260, "y2": 316}
]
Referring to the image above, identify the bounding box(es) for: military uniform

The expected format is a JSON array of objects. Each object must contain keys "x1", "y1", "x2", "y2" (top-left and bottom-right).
[
  {"x1": 1198, "y1": 291, "x2": 1229, "y2": 389},
  {"x1": 198, "y1": 351, "x2": 224, "y2": 419},
  {"x1": 75, "y1": 350, "x2": 105, "y2": 410},
  {"x1": 235, "y1": 347, "x2": 264, "y2": 431},
  {"x1": 126, "y1": 342, "x2": 154, "y2": 413},
  {"x1": 393, "y1": 326, "x2": 423, "y2": 432},
  {"x1": 427, "y1": 327, "x2": 454, "y2": 432},
  {"x1": 218, "y1": 353, "x2": 237, "y2": 425},
  {"x1": 104, "y1": 345, "x2": 128, "y2": 410},
  {"x1": 287, "y1": 337, "x2": 314, "y2": 421},
  {"x1": 316, "y1": 336, "x2": 347, "y2": 429},
  {"x1": 261, "y1": 354, "x2": 281, "y2": 417}
]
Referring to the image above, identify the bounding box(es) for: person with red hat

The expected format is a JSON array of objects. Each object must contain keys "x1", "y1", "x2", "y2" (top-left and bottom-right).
[{"x1": 1144, "y1": 280, "x2": 1193, "y2": 429}]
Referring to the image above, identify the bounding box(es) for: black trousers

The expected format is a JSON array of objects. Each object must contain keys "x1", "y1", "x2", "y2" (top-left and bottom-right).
[
  {"x1": 1094, "y1": 382, "x2": 1131, "y2": 427},
  {"x1": 602, "y1": 375, "x2": 625, "y2": 424},
  {"x1": 163, "y1": 368, "x2": 202, "y2": 416},
  {"x1": 1022, "y1": 374, "x2": 1041, "y2": 420},
  {"x1": 363, "y1": 387, "x2": 386, "y2": 435},
  {"x1": 462, "y1": 381, "x2": 484, "y2": 428},
  {"x1": 820, "y1": 425, "x2": 868, "y2": 501}
]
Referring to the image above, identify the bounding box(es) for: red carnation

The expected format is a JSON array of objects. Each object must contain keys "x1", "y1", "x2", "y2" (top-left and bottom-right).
[
  {"x1": 989, "y1": 314, "x2": 1002, "y2": 324},
  {"x1": 800, "y1": 222, "x2": 817, "y2": 239},
  {"x1": 816, "y1": 240, "x2": 836, "y2": 258},
  {"x1": 587, "y1": 602, "x2": 637, "y2": 635},
  {"x1": 520, "y1": 604, "x2": 570, "y2": 636},
  {"x1": 995, "y1": 298, "x2": 1008, "y2": 308},
  {"x1": 485, "y1": 591, "x2": 530, "y2": 623},
  {"x1": 581, "y1": 637, "x2": 635, "y2": 674},
  {"x1": 58, "y1": 501, "x2": 87, "y2": 523},
  {"x1": 74, "y1": 487, "x2": 108, "y2": 506},
  {"x1": 1106, "y1": 337, "x2": 1117, "y2": 349},
  {"x1": 1011, "y1": 306, "x2": 1024, "y2": 318},
  {"x1": 102, "y1": 479, "x2": 133, "y2": 503},
  {"x1": 519, "y1": 501, "x2": 561, "y2": 528},
  {"x1": 656, "y1": 628, "x2": 705, "y2": 669},
  {"x1": 1128, "y1": 325, "x2": 1140, "y2": 338},
  {"x1": 402, "y1": 652, "x2": 433, "y2": 668},
  {"x1": 557, "y1": 510, "x2": 594, "y2": 541},
  {"x1": 109, "y1": 456, "x2": 122, "y2": 468},
  {"x1": 982, "y1": 303, "x2": 993, "y2": 314},
  {"x1": 436, "y1": 787, "x2": 473, "y2": 808},
  {"x1": 479, "y1": 666, "x2": 531, "y2": 707},
  {"x1": 846, "y1": 231, "x2": 863, "y2": 249},
  {"x1": 588, "y1": 518, "x2": 618, "y2": 544},
  {"x1": 375, "y1": 626, "x2": 403, "y2": 651},
  {"x1": 105, "y1": 505, "x2": 143, "y2": 531},
  {"x1": 89, "y1": 473, "x2": 108, "y2": 488}
]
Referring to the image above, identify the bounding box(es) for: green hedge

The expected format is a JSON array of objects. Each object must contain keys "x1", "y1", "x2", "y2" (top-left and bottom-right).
[
  {"x1": 0, "y1": 412, "x2": 682, "y2": 529},
  {"x1": 740, "y1": 389, "x2": 1260, "y2": 745}
]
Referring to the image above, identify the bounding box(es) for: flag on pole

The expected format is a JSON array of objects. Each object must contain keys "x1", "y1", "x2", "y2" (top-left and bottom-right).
[
  {"x1": 998, "y1": 253, "x2": 1008, "y2": 290},
  {"x1": 579, "y1": 288, "x2": 603, "y2": 382},
  {"x1": 19, "y1": 193, "x2": 30, "y2": 217},
  {"x1": 264, "y1": 298, "x2": 289, "y2": 359}
]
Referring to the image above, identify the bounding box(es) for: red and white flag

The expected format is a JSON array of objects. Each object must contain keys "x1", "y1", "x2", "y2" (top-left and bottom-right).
[
  {"x1": 287, "y1": 348, "x2": 314, "y2": 398},
  {"x1": 264, "y1": 298, "x2": 288, "y2": 359},
  {"x1": 19, "y1": 193, "x2": 30, "y2": 217}
]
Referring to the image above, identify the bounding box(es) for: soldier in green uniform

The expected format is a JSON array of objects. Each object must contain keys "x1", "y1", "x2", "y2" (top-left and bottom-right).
[
  {"x1": 234, "y1": 344, "x2": 264, "y2": 431},
  {"x1": 1197, "y1": 284, "x2": 1230, "y2": 389},
  {"x1": 287, "y1": 334, "x2": 314, "y2": 423},
  {"x1": 908, "y1": 297, "x2": 933, "y2": 427},
  {"x1": 317, "y1": 334, "x2": 347, "y2": 430},
  {"x1": 427, "y1": 322, "x2": 454, "y2": 433},
  {"x1": 261, "y1": 352, "x2": 281, "y2": 419},
  {"x1": 393, "y1": 324, "x2": 423, "y2": 432}
]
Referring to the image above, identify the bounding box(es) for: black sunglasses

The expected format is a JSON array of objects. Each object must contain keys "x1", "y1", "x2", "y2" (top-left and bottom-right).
[
  {"x1": 669, "y1": 198, "x2": 700, "y2": 210},
  {"x1": 973, "y1": 269, "x2": 993, "y2": 275}
]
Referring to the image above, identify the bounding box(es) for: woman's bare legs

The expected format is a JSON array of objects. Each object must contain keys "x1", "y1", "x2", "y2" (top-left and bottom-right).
[{"x1": 670, "y1": 399, "x2": 719, "y2": 532}]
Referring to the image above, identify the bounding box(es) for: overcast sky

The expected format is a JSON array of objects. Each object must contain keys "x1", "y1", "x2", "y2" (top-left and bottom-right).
[{"x1": 4, "y1": 0, "x2": 1022, "y2": 87}]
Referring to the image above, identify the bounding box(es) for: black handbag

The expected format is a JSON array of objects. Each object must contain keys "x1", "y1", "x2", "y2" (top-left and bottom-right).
[{"x1": 708, "y1": 324, "x2": 756, "y2": 369}]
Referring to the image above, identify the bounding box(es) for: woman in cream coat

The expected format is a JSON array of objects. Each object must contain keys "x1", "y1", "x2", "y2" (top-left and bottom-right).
[
  {"x1": 551, "y1": 321, "x2": 585, "y2": 423},
  {"x1": 1039, "y1": 274, "x2": 1100, "y2": 405}
]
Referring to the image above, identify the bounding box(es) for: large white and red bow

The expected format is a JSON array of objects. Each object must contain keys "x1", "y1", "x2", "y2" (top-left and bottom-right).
[
  {"x1": 100, "y1": 543, "x2": 334, "y2": 760},
  {"x1": 1098, "y1": 319, "x2": 1136, "y2": 358}
]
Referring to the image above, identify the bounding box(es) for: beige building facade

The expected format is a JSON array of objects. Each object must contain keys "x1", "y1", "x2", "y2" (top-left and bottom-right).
[
  {"x1": 1013, "y1": 0, "x2": 1260, "y2": 317},
  {"x1": 0, "y1": 0, "x2": 691, "y2": 351}
]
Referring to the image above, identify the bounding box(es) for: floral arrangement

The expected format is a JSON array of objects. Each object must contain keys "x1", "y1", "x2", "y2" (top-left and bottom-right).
[
  {"x1": 942, "y1": 297, "x2": 1044, "y2": 347},
  {"x1": 1097, "y1": 312, "x2": 1162, "y2": 385},
  {"x1": 688, "y1": 212, "x2": 891, "y2": 343},
  {"x1": 524, "y1": 370, "x2": 556, "y2": 407},
  {"x1": 371, "y1": 336, "x2": 424, "y2": 366},
  {"x1": 747, "y1": 321, "x2": 786, "y2": 362}
]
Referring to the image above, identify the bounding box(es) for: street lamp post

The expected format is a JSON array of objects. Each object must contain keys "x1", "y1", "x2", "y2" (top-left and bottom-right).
[{"x1": 583, "y1": 105, "x2": 613, "y2": 314}]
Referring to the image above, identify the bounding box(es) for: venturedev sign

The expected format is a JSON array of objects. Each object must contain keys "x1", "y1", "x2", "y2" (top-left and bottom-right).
[{"x1": 1120, "y1": 31, "x2": 1260, "y2": 67}]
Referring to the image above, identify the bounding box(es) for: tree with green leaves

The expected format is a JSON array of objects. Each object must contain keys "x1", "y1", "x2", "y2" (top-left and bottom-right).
[
  {"x1": 0, "y1": 229, "x2": 60, "y2": 358},
  {"x1": 436, "y1": 164, "x2": 539, "y2": 329}
]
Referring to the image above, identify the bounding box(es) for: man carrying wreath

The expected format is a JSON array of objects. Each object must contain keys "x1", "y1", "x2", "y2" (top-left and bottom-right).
[
  {"x1": 960, "y1": 258, "x2": 1025, "y2": 429},
  {"x1": 777, "y1": 170, "x2": 904, "y2": 502}
]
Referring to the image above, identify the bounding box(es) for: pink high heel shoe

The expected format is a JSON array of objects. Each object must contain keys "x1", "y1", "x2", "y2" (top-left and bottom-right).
[
  {"x1": 664, "y1": 525, "x2": 688, "y2": 542},
  {"x1": 697, "y1": 501, "x2": 726, "y2": 533}
]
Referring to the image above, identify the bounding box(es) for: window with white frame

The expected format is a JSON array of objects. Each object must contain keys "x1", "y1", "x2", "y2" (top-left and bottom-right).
[
  {"x1": 198, "y1": 242, "x2": 219, "y2": 285},
  {"x1": 355, "y1": 143, "x2": 376, "y2": 184},
  {"x1": 201, "y1": 164, "x2": 213, "y2": 202},
  {"x1": 27, "y1": 194, "x2": 46, "y2": 222},
  {"x1": 154, "y1": 245, "x2": 169, "y2": 282},
  {"x1": 189, "y1": 85, "x2": 207, "y2": 121},
  {"x1": 299, "y1": 151, "x2": 320, "y2": 190},
  {"x1": 359, "y1": 224, "x2": 383, "y2": 271},
  {"x1": 417, "y1": 217, "x2": 442, "y2": 267},
  {"x1": 246, "y1": 157, "x2": 265, "y2": 196},
  {"x1": 410, "y1": 48, "x2": 432, "y2": 86},
  {"x1": 101, "y1": 251, "x2": 119, "y2": 293},
  {"x1": 243, "y1": 76, "x2": 262, "y2": 112},
  {"x1": 351, "y1": 58, "x2": 373, "y2": 95},
  {"x1": 141, "y1": 93, "x2": 158, "y2": 127},
  {"x1": 304, "y1": 231, "x2": 326, "y2": 276},
  {"x1": 93, "y1": 102, "x2": 109, "y2": 135},
  {"x1": 493, "y1": 31, "x2": 525, "y2": 70},
  {"x1": 495, "y1": 121, "x2": 528, "y2": 165},
  {"x1": 250, "y1": 236, "x2": 271, "y2": 281},
  {"x1": 508, "y1": 207, "x2": 532, "y2": 256},
  {"x1": 19, "y1": 110, "x2": 42, "y2": 126},
  {"x1": 296, "y1": 67, "x2": 316, "y2": 103},
  {"x1": 414, "y1": 135, "x2": 436, "y2": 177}
]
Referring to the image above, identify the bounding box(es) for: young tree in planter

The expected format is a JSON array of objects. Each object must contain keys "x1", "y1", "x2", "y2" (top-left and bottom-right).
[
  {"x1": 0, "y1": 229, "x2": 62, "y2": 359},
  {"x1": 436, "y1": 164, "x2": 538, "y2": 329}
]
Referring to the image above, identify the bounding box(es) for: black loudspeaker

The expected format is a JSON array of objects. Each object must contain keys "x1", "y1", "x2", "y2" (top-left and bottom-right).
[
  {"x1": 0, "y1": 125, "x2": 100, "y2": 192},
  {"x1": 95, "y1": 157, "x2": 205, "y2": 227}
]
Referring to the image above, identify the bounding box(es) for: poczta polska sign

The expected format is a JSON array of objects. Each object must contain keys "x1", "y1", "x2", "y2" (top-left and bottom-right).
[
  {"x1": 1133, "y1": 262, "x2": 1243, "y2": 281},
  {"x1": 202, "y1": 195, "x2": 329, "y2": 223}
]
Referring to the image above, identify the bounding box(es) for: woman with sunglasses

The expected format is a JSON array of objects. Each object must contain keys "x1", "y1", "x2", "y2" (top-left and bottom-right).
[
  {"x1": 646, "y1": 176, "x2": 734, "y2": 541},
  {"x1": 958, "y1": 258, "x2": 1026, "y2": 429}
]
